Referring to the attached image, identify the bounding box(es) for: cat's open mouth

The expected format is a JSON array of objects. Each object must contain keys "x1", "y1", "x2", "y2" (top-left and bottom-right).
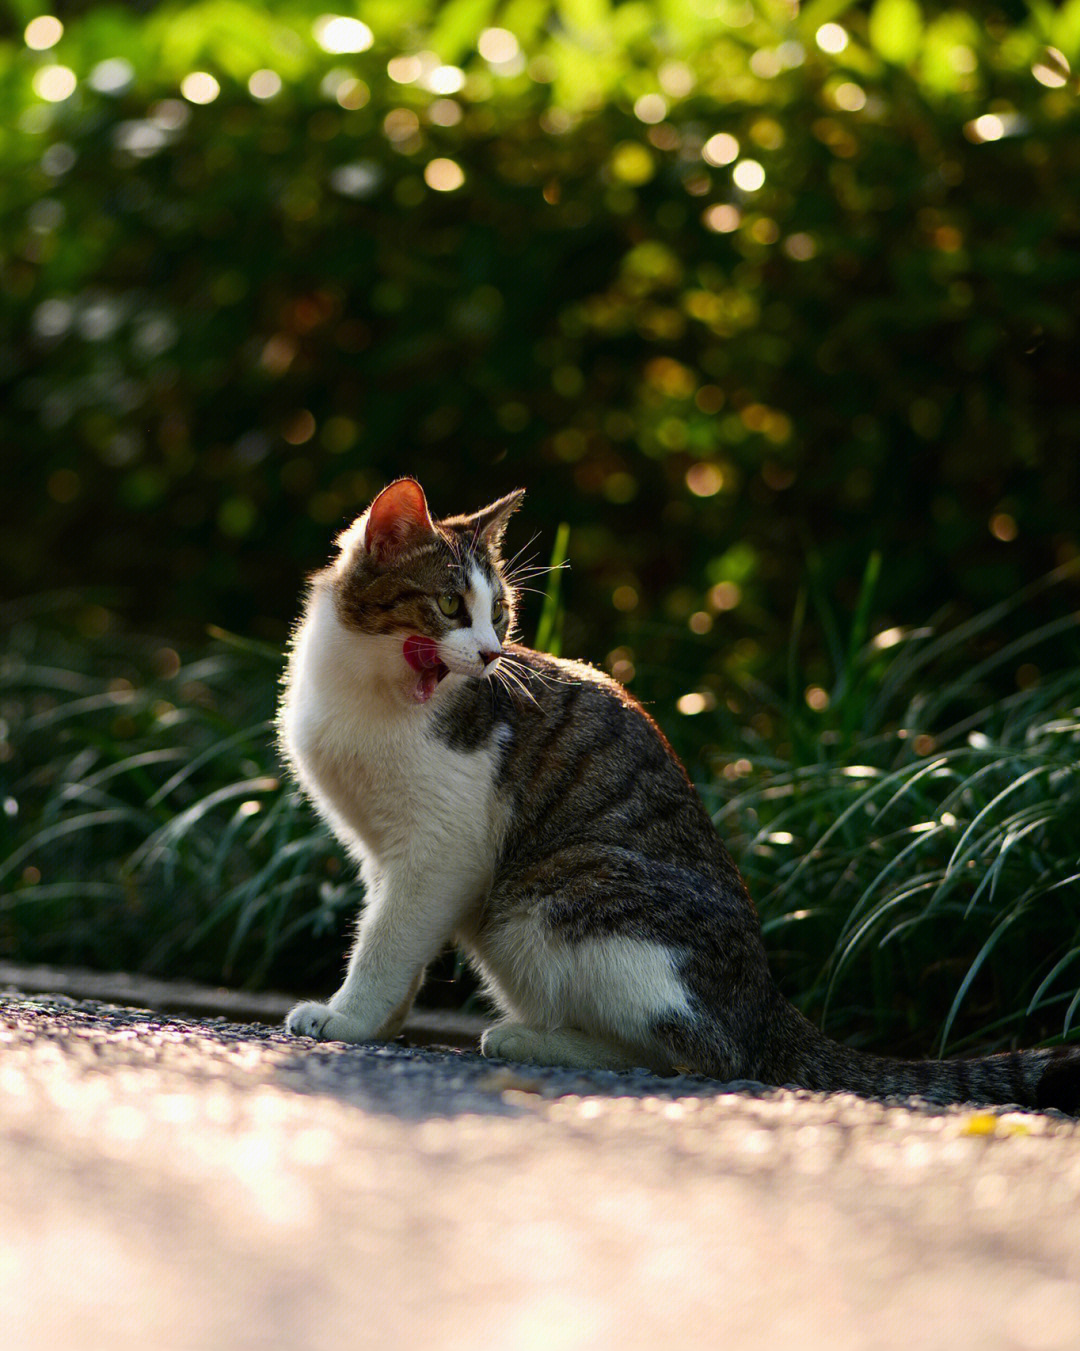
[{"x1": 402, "y1": 635, "x2": 449, "y2": 703}]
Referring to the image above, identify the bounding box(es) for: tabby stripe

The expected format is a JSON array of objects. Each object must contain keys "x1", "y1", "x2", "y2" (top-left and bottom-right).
[
  {"x1": 1007, "y1": 1052, "x2": 1028, "y2": 1105},
  {"x1": 527, "y1": 764, "x2": 621, "y2": 838},
  {"x1": 906, "y1": 1057, "x2": 930, "y2": 1096}
]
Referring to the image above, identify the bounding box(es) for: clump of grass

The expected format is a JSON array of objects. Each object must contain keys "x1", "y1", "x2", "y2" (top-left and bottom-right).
[
  {"x1": 0, "y1": 602, "x2": 356, "y2": 989},
  {"x1": 711, "y1": 561, "x2": 1080, "y2": 1059}
]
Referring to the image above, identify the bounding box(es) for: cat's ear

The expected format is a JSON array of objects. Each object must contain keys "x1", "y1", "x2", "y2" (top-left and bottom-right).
[
  {"x1": 354, "y1": 478, "x2": 434, "y2": 561},
  {"x1": 455, "y1": 489, "x2": 525, "y2": 553}
]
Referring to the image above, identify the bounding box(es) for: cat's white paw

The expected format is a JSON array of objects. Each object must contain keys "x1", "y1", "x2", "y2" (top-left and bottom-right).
[
  {"x1": 285, "y1": 1001, "x2": 373, "y2": 1044},
  {"x1": 481, "y1": 1022, "x2": 644, "y2": 1071},
  {"x1": 480, "y1": 1023, "x2": 539, "y2": 1064}
]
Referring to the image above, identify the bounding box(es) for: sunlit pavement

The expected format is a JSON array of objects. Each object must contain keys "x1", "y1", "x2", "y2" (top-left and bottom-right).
[{"x1": 2, "y1": 993, "x2": 1078, "y2": 1351}]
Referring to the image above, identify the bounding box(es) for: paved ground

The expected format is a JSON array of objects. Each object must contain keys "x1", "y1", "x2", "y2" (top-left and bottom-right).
[{"x1": 2, "y1": 988, "x2": 1079, "y2": 1351}]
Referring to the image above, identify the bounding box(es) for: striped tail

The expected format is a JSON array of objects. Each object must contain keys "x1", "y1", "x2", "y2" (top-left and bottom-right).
[{"x1": 762, "y1": 998, "x2": 1080, "y2": 1114}]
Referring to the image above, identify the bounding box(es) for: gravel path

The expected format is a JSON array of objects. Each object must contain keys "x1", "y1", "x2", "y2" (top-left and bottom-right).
[{"x1": 2, "y1": 990, "x2": 1079, "y2": 1351}]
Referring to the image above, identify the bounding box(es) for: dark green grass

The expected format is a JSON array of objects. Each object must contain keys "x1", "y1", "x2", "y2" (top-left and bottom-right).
[
  {"x1": 3, "y1": 573, "x2": 1079, "y2": 1058},
  {"x1": 706, "y1": 560, "x2": 1080, "y2": 1058},
  {"x1": 0, "y1": 600, "x2": 356, "y2": 990}
]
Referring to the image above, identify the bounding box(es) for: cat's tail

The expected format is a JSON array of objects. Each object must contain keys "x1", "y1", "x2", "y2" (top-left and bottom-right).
[{"x1": 757, "y1": 997, "x2": 1080, "y2": 1114}]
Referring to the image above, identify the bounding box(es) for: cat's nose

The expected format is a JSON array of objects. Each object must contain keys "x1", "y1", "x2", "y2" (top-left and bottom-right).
[{"x1": 479, "y1": 649, "x2": 501, "y2": 667}]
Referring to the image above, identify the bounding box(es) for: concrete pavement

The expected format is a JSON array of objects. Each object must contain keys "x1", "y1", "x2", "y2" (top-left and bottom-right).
[{"x1": 2, "y1": 990, "x2": 1079, "y2": 1351}]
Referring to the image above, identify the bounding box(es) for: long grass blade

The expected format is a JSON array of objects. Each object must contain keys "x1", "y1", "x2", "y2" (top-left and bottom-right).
[
  {"x1": 534, "y1": 521, "x2": 570, "y2": 656},
  {"x1": 937, "y1": 910, "x2": 1023, "y2": 1056}
]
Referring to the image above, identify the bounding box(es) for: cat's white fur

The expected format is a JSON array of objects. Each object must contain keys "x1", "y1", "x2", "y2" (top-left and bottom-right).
[
  {"x1": 281, "y1": 574, "x2": 507, "y2": 1042},
  {"x1": 281, "y1": 550, "x2": 689, "y2": 1069}
]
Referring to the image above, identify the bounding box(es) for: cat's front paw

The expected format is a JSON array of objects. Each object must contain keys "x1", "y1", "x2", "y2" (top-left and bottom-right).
[{"x1": 285, "y1": 1001, "x2": 373, "y2": 1044}]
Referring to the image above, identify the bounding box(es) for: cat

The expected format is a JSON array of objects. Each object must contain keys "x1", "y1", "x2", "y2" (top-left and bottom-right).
[{"x1": 277, "y1": 477, "x2": 1080, "y2": 1113}]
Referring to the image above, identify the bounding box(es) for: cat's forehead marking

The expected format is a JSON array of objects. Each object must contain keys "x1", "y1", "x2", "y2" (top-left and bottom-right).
[{"x1": 466, "y1": 562, "x2": 494, "y2": 621}]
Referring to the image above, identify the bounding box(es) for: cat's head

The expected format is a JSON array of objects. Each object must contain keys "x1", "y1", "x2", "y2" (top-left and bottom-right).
[{"x1": 328, "y1": 478, "x2": 524, "y2": 703}]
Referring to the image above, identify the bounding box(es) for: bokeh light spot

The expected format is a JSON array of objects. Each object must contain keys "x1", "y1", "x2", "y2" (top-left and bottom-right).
[
  {"x1": 634, "y1": 94, "x2": 668, "y2": 124},
  {"x1": 967, "y1": 114, "x2": 1005, "y2": 142},
  {"x1": 181, "y1": 72, "x2": 220, "y2": 105},
  {"x1": 25, "y1": 16, "x2": 63, "y2": 50},
  {"x1": 384, "y1": 108, "x2": 421, "y2": 146},
  {"x1": 1033, "y1": 48, "x2": 1070, "y2": 88},
  {"x1": 686, "y1": 462, "x2": 725, "y2": 497},
  {"x1": 283, "y1": 410, "x2": 317, "y2": 445},
  {"x1": 783, "y1": 232, "x2": 817, "y2": 260},
  {"x1": 816, "y1": 23, "x2": 848, "y2": 54},
  {"x1": 732, "y1": 159, "x2": 765, "y2": 191},
  {"x1": 249, "y1": 69, "x2": 282, "y2": 100},
  {"x1": 89, "y1": 58, "x2": 134, "y2": 95},
  {"x1": 313, "y1": 16, "x2": 373, "y2": 54},
  {"x1": 33, "y1": 65, "x2": 77, "y2": 102},
  {"x1": 702, "y1": 203, "x2": 741, "y2": 233},
  {"x1": 658, "y1": 61, "x2": 694, "y2": 97},
  {"x1": 709, "y1": 582, "x2": 742, "y2": 612},
  {"x1": 424, "y1": 158, "x2": 465, "y2": 191},
  {"x1": 750, "y1": 49, "x2": 782, "y2": 79},
  {"x1": 428, "y1": 99, "x2": 463, "y2": 127},
  {"x1": 604, "y1": 472, "x2": 637, "y2": 503},
  {"x1": 833, "y1": 81, "x2": 866, "y2": 111},
  {"x1": 609, "y1": 141, "x2": 655, "y2": 185},
  {"x1": 388, "y1": 55, "x2": 422, "y2": 83},
  {"x1": 425, "y1": 66, "x2": 465, "y2": 96},
  {"x1": 479, "y1": 28, "x2": 520, "y2": 64},
  {"x1": 335, "y1": 78, "x2": 370, "y2": 110},
  {"x1": 805, "y1": 685, "x2": 830, "y2": 711},
  {"x1": 749, "y1": 217, "x2": 779, "y2": 244},
  {"x1": 702, "y1": 132, "x2": 739, "y2": 166}
]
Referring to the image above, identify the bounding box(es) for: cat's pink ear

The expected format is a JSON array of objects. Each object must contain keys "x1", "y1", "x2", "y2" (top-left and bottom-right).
[{"x1": 362, "y1": 478, "x2": 434, "y2": 560}]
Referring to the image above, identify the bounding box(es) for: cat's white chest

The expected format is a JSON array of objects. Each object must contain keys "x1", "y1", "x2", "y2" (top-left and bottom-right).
[{"x1": 280, "y1": 587, "x2": 503, "y2": 878}]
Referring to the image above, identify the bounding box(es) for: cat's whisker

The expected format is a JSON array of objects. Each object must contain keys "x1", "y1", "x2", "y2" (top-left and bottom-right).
[
  {"x1": 506, "y1": 557, "x2": 569, "y2": 576},
  {"x1": 504, "y1": 584, "x2": 557, "y2": 601},
  {"x1": 489, "y1": 658, "x2": 524, "y2": 699},
  {"x1": 493, "y1": 660, "x2": 540, "y2": 710},
  {"x1": 500, "y1": 653, "x2": 582, "y2": 691},
  {"x1": 503, "y1": 562, "x2": 569, "y2": 588},
  {"x1": 501, "y1": 532, "x2": 542, "y2": 574},
  {"x1": 501, "y1": 660, "x2": 541, "y2": 705}
]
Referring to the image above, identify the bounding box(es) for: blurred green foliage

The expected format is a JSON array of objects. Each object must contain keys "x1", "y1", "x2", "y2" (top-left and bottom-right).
[{"x1": 3, "y1": 0, "x2": 1080, "y2": 710}]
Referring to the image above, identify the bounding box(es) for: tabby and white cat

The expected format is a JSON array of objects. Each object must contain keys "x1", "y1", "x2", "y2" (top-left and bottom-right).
[{"x1": 277, "y1": 478, "x2": 1079, "y2": 1112}]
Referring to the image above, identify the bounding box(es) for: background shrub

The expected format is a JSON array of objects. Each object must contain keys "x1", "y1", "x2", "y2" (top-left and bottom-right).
[{"x1": 2, "y1": 1, "x2": 1079, "y2": 1053}]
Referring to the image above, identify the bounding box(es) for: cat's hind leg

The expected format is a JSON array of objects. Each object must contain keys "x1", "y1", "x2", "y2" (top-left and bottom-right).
[{"x1": 481, "y1": 1022, "x2": 646, "y2": 1071}]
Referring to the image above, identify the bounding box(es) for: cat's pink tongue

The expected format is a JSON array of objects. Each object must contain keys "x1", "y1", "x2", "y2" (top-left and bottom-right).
[{"x1": 402, "y1": 635, "x2": 446, "y2": 703}]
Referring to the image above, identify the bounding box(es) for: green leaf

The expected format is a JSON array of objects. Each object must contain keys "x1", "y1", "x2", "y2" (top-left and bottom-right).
[
  {"x1": 428, "y1": 0, "x2": 499, "y2": 64},
  {"x1": 534, "y1": 522, "x2": 570, "y2": 657},
  {"x1": 868, "y1": 0, "x2": 923, "y2": 66},
  {"x1": 1054, "y1": 0, "x2": 1080, "y2": 60},
  {"x1": 920, "y1": 12, "x2": 981, "y2": 94}
]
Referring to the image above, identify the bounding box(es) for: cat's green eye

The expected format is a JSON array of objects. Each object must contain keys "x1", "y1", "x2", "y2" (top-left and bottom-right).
[
  {"x1": 437, "y1": 593, "x2": 462, "y2": 618},
  {"x1": 492, "y1": 597, "x2": 504, "y2": 623}
]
